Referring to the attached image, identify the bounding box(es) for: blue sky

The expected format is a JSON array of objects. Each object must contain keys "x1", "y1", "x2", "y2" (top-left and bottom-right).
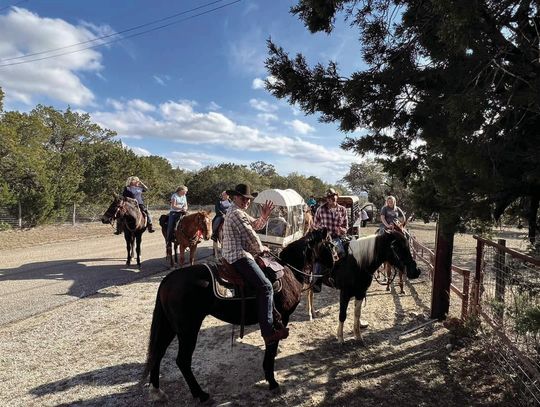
[{"x1": 0, "y1": 0, "x2": 367, "y2": 183}]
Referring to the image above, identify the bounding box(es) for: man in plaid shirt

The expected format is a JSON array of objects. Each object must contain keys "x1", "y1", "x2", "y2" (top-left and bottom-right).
[
  {"x1": 312, "y1": 188, "x2": 348, "y2": 293},
  {"x1": 222, "y1": 183, "x2": 290, "y2": 345},
  {"x1": 314, "y1": 188, "x2": 348, "y2": 238}
]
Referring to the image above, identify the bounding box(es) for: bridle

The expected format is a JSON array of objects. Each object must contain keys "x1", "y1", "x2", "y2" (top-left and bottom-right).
[
  {"x1": 271, "y1": 238, "x2": 337, "y2": 292},
  {"x1": 177, "y1": 212, "x2": 209, "y2": 245}
]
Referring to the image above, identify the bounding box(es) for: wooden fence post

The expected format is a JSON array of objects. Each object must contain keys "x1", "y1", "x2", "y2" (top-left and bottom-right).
[
  {"x1": 18, "y1": 200, "x2": 22, "y2": 229},
  {"x1": 494, "y1": 239, "x2": 507, "y2": 324},
  {"x1": 72, "y1": 203, "x2": 76, "y2": 226},
  {"x1": 470, "y1": 237, "x2": 483, "y2": 317}
]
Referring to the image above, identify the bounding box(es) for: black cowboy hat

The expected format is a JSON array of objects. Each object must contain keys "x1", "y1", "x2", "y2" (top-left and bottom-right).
[{"x1": 226, "y1": 183, "x2": 258, "y2": 199}]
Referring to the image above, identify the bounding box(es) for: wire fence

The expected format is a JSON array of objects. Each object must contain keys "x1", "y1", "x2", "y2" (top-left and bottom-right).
[
  {"x1": 473, "y1": 236, "x2": 540, "y2": 406},
  {"x1": 0, "y1": 203, "x2": 214, "y2": 229},
  {"x1": 409, "y1": 233, "x2": 471, "y2": 320}
]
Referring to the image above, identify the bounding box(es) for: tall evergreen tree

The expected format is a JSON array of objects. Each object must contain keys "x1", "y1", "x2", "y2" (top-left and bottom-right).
[{"x1": 267, "y1": 0, "x2": 540, "y2": 317}]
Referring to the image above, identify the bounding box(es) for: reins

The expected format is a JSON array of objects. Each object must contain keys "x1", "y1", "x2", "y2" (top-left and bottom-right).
[
  {"x1": 373, "y1": 266, "x2": 398, "y2": 286},
  {"x1": 267, "y1": 247, "x2": 333, "y2": 293}
]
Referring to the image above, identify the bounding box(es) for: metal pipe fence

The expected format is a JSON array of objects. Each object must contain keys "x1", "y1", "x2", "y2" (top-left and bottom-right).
[{"x1": 472, "y1": 236, "x2": 540, "y2": 406}]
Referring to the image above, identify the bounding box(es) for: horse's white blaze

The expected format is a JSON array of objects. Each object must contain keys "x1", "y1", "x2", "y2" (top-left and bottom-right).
[
  {"x1": 337, "y1": 321, "x2": 344, "y2": 343},
  {"x1": 348, "y1": 235, "x2": 376, "y2": 267}
]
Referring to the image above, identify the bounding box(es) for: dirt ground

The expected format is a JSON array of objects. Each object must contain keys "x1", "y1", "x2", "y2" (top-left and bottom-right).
[{"x1": 0, "y1": 221, "x2": 530, "y2": 406}]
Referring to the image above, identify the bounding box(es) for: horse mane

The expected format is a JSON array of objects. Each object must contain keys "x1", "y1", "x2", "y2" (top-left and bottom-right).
[{"x1": 348, "y1": 235, "x2": 377, "y2": 268}]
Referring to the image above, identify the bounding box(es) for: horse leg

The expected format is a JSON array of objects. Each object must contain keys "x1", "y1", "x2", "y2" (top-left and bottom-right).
[
  {"x1": 399, "y1": 270, "x2": 405, "y2": 294},
  {"x1": 176, "y1": 322, "x2": 210, "y2": 402},
  {"x1": 173, "y1": 243, "x2": 179, "y2": 267},
  {"x1": 166, "y1": 242, "x2": 172, "y2": 266},
  {"x1": 337, "y1": 290, "x2": 351, "y2": 343},
  {"x1": 136, "y1": 233, "x2": 142, "y2": 268},
  {"x1": 305, "y1": 288, "x2": 315, "y2": 321},
  {"x1": 385, "y1": 262, "x2": 391, "y2": 291},
  {"x1": 263, "y1": 341, "x2": 280, "y2": 391},
  {"x1": 353, "y1": 299, "x2": 368, "y2": 344},
  {"x1": 179, "y1": 245, "x2": 185, "y2": 266},
  {"x1": 148, "y1": 326, "x2": 176, "y2": 402},
  {"x1": 125, "y1": 234, "x2": 131, "y2": 266},
  {"x1": 189, "y1": 245, "x2": 196, "y2": 266}
]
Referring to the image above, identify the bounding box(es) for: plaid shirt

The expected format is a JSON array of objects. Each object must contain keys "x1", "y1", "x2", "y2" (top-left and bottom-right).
[
  {"x1": 314, "y1": 202, "x2": 348, "y2": 237},
  {"x1": 222, "y1": 202, "x2": 268, "y2": 263}
]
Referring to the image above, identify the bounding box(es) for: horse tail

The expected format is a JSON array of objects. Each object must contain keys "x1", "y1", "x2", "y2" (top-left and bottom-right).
[{"x1": 140, "y1": 286, "x2": 171, "y2": 384}]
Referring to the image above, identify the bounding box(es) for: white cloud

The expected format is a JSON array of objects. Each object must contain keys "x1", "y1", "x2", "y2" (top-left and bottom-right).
[
  {"x1": 207, "y1": 101, "x2": 221, "y2": 111},
  {"x1": 249, "y1": 98, "x2": 278, "y2": 113},
  {"x1": 91, "y1": 100, "x2": 347, "y2": 170},
  {"x1": 153, "y1": 74, "x2": 170, "y2": 86},
  {"x1": 228, "y1": 37, "x2": 266, "y2": 75},
  {"x1": 165, "y1": 151, "x2": 247, "y2": 171},
  {"x1": 286, "y1": 119, "x2": 315, "y2": 135},
  {"x1": 0, "y1": 7, "x2": 110, "y2": 106},
  {"x1": 257, "y1": 113, "x2": 278, "y2": 122},
  {"x1": 252, "y1": 78, "x2": 265, "y2": 89},
  {"x1": 127, "y1": 99, "x2": 155, "y2": 112},
  {"x1": 127, "y1": 145, "x2": 151, "y2": 156}
]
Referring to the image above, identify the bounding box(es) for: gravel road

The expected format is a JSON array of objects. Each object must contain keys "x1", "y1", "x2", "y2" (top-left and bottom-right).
[{"x1": 0, "y1": 231, "x2": 214, "y2": 326}]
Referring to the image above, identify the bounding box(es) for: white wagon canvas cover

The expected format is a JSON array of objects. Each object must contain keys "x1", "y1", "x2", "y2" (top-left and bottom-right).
[{"x1": 247, "y1": 188, "x2": 305, "y2": 248}]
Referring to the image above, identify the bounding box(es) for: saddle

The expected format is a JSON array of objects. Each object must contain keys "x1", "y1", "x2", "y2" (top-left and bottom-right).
[{"x1": 206, "y1": 255, "x2": 286, "y2": 338}]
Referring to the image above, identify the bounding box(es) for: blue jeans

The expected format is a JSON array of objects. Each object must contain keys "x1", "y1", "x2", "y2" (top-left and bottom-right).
[
  {"x1": 167, "y1": 211, "x2": 184, "y2": 242},
  {"x1": 232, "y1": 257, "x2": 274, "y2": 337}
]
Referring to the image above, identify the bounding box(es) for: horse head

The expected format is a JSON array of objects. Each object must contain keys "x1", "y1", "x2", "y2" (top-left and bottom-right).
[
  {"x1": 386, "y1": 229, "x2": 421, "y2": 279},
  {"x1": 198, "y1": 211, "x2": 213, "y2": 240},
  {"x1": 306, "y1": 227, "x2": 336, "y2": 271},
  {"x1": 101, "y1": 194, "x2": 124, "y2": 224}
]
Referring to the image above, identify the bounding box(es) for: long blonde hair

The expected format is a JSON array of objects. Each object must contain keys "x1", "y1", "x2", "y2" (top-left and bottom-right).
[{"x1": 385, "y1": 195, "x2": 397, "y2": 208}]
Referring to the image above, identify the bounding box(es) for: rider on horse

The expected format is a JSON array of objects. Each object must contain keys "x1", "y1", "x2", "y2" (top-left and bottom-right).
[
  {"x1": 312, "y1": 188, "x2": 348, "y2": 291},
  {"x1": 115, "y1": 176, "x2": 155, "y2": 234},
  {"x1": 166, "y1": 185, "x2": 188, "y2": 244},
  {"x1": 221, "y1": 183, "x2": 289, "y2": 345},
  {"x1": 211, "y1": 190, "x2": 231, "y2": 242}
]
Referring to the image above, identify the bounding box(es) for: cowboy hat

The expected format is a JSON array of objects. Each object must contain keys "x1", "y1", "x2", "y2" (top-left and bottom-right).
[
  {"x1": 325, "y1": 188, "x2": 338, "y2": 197},
  {"x1": 226, "y1": 184, "x2": 258, "y2": 199}
]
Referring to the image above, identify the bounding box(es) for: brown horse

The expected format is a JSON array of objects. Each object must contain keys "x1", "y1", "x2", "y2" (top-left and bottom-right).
[
  {"x1": 101, "y1": 195, "x2": 147, "y2": 267},
  {"x1": 159, "y1": 211, "x2": 212, "y2": 267}
]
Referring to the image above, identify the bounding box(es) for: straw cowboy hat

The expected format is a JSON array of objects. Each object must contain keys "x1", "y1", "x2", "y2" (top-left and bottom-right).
[
  {"x1": 226, "y1": 184, "x2": 258, "y2": 199},
  {"x1": 325, "y1": 188, "x2": 338, "y2": 197}
]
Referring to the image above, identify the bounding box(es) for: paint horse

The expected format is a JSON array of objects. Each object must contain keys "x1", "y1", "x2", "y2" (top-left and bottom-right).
[
  {"x1": 159, "y1": 211, "x2": 212, "y2": 267},
  {"x1": 319, "y1": 227, "x2": 421, "y2": 343},
  {"x1": 101, "y1": 195, "x2": 148, "y2": 267},
  {"x1": 141, "y1": 228, "x2": 334, "y2": 403}
]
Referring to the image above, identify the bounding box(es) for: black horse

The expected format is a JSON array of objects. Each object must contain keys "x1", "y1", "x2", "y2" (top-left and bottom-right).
[
  {"x1": 141, "y1": 228, "x2": 333, "y2": 403},
  {"x1": 322, "y1": 227, "x2": 421, "y2": 343},
  {"x1": 101, "y1": 195, "x2": 147, "y2": 267}
]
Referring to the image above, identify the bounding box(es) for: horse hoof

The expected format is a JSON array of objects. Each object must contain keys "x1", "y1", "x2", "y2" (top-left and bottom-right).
[
  {"x1": 268, "y1": 381, "x2": 280, "y2": 392},
  {"x1": 195, "y1": 391, "x2": 211, "y2": 403},
  {"x1": 149, "y1": 386, "x2": 169, "y2": 402}
]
